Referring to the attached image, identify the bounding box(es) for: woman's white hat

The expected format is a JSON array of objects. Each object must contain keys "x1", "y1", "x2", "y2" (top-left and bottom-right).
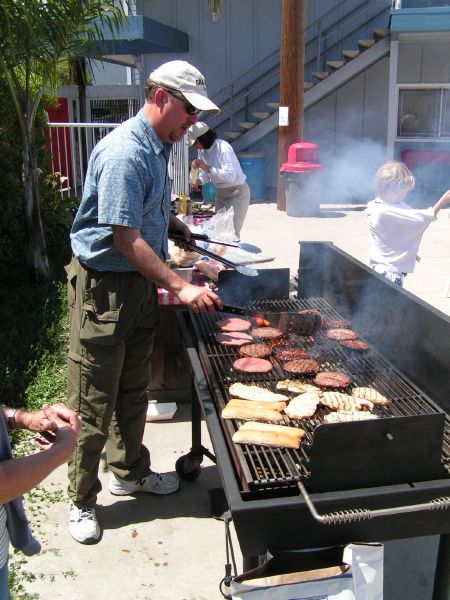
[
  {"x1": 188, "y1": 122, "x2": 210, "y2": 146},
  {"x1": 149, "y1": 61, "x2": 220, "y2": 115}
]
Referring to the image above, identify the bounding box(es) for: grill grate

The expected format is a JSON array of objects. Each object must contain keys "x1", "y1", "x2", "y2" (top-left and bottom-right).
[{"x1": 191, "y1": 297, "x2": 450, "y2": 497}]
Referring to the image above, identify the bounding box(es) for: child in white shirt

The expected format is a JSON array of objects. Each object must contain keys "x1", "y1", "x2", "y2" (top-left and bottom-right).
[{"x1": 366, "y1": 161, "x2": 450, "y2": 286}]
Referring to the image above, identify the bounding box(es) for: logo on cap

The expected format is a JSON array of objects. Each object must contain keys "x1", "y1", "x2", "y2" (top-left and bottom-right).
[{"x1": 196, "y1": 78, "x2": 205, "y2": 86}]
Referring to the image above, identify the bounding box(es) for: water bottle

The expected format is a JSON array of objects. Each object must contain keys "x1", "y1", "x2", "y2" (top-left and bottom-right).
[{"x1": 189, "y1": 166, "x2": 199, "y2": 186}]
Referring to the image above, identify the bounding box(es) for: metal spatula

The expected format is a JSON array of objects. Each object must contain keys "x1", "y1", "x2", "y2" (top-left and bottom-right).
[{"x1": 221, "y1": 303, "x2": 322, "y2": 334}]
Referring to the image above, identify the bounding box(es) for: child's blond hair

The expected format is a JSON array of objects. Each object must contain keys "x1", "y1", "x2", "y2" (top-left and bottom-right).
[{"x1": 374, "y1": 161, "x2": 415, "y2": 196}]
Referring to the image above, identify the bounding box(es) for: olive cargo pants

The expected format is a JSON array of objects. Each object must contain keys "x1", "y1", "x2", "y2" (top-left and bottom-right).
[{"x1": 66, "y1": 257, "x2": 159, "y2": 506}]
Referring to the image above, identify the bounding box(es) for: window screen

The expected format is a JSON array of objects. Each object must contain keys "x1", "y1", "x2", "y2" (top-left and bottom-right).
[{"x1": 398, "y1": 89, "x2": 440, "y2": 137}]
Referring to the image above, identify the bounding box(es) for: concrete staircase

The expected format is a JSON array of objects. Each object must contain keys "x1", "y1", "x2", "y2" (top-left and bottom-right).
[{"x1": 227, "y1": 27, "x2": 390, "y2": 152}]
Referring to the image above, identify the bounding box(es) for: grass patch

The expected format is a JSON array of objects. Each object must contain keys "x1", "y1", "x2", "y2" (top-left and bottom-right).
[
  {"x1": 1, "y1": 263, "x2": 71, "y2": 598},
  {"x1": 0, "y1": 270, "x2": 68, "y2": 411}
]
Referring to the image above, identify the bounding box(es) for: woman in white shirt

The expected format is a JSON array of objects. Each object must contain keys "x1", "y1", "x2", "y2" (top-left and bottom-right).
[
  {"x1": 189, "y1": 122, "x2": 250, "y2": 239},
  {"x1": 366, "y1": 161, "x2": 450, "y2": 286}
]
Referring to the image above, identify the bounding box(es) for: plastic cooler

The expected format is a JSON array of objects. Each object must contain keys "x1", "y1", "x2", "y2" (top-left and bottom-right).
[
  {"x1": 238, "y1": 153, "x2": 266, "y2": 199},
  {"x1": 202, "y1": 182, "x2": 216, "y2": 201},
  {"x1": 280, "y1": 142, "x2": 324, "y2": 217}
]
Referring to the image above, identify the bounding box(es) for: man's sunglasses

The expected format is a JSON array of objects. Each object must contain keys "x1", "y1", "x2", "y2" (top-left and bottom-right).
[{"x1": 164, "y1": 88, "x2": 202, "y2": 116}]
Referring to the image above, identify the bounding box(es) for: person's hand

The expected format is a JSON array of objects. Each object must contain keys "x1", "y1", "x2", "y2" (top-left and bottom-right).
[
  {"x1": 192, "y1": 159, "x2": 209, "y2": 172},
  {"x1": 177, "y1": 283, "x2": 223, "y2": 313},
  {"x1": 34, "y1": 403, "x2": 80, "y2": 457},
  {"x1": 191, "y1": 182, "x2": 201, "y2": 192},
  {"x1": 34, "y1": 415, "x2": 78, "y2": 457},
  {"x1": 43, "y1": 403, "x2": 82, "y2": 435},
  {"x1": 27, "y1": 403, "x2": 82, "y2": 435}
]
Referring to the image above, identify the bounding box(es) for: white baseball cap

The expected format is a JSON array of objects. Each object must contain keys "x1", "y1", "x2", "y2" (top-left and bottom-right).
[
  {"x1": 149, "y1": 60, "x2": 220, "y2": 115},
  {"x1": 188, "y1": 122, "x2": 210, "y2": 146}
]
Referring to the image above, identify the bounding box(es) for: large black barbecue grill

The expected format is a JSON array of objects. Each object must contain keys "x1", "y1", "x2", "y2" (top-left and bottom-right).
[
  {"x1": 190, "y1": 297, "x2": 448, "y2": 496},
  {"x1": 175, "y1": 242, "x2": 450, "y2": 597}
]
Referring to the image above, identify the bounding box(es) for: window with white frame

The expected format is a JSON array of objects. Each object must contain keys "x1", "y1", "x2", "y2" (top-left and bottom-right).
[{"x1": 398, "y1": 88, "x2": 450, "y2": 138}]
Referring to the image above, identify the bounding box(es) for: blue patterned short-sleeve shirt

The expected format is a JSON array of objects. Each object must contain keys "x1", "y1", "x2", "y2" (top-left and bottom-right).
[{"x1": 71, "y1": 109, "x2": 172, "y2": 271}]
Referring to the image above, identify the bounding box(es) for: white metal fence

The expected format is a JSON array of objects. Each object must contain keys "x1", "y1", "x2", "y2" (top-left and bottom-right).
[{"x1": 47, "y1": 122, "x2": 189, "y2": 199}]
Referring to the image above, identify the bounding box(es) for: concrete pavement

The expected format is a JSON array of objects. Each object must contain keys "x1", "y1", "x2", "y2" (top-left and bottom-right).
[{"x1": 19, "y1": 201, "x2": 450, "y2": 599}]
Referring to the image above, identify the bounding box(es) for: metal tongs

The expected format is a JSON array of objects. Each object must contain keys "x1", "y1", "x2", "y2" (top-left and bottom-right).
[
  {"x1": 221, "y1": 303, "x2": 322, "y2": 334},
  {"x1": 168, "y1": 233, "x2": 258, "y2": 277},
  {"x1": 183, "y1": 232, "x2": 240, "y2": 248}
]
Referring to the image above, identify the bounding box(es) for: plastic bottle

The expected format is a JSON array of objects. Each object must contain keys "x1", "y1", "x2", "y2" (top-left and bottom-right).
[
  {"x1": 189, "y1": 166, "x2": 199, "y2": 186},
  {"x1": 179, "y1": 193, "x2": 187, "y2": 214}
]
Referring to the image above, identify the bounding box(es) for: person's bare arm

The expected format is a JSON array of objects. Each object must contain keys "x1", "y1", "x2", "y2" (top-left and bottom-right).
[
  {"x1": 432, "y1": 190, "x2": 450, "y2": 216},
  {"x1": 113, "y1": 225, "x2": 222, "y2": 312},
  {"x1": 0, "y1": 429, "x2": 77, "y2": 503},
  {"x1": 0, "y1": 406, "x2": 79, "y2": 504}
]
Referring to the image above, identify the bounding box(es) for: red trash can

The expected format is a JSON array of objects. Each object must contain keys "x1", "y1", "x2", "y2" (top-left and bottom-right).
[{"x1": 280, "y1": 142, "x2": 325, "y2": 217}]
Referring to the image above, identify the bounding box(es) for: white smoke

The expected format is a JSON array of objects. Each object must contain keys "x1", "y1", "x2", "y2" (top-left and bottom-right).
[{"x1": 319, "y1": 136, "x2": 387, "y2": 204}]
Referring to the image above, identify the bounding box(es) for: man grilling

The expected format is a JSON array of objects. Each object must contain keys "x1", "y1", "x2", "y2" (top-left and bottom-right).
[{"x1": 66, "y1": 60, "x2": 223, "y2": 544}]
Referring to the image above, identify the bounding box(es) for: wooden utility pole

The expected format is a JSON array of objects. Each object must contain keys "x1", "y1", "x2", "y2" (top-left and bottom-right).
[{"x1": 277, "y1": 0, "x2": 305, "y2": 211}]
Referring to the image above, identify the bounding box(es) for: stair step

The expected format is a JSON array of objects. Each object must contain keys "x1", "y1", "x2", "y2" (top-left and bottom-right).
[
  {"x1": 312, "y1": 71, "x2": 330, "y2": 81},
  {"x1": 327, "y1": 60, "x2": 345, "y2": 71},
  {"x1": 252, "y1": 112, "x2": 271, "y2": 120},
  {"x1": 266, "y1": 102, "x2": 280, "y2": 110},
  {"x1": 225, "y1": 131, "x2": 242, "y2": 139},
  {"x1": 304, "y1": 81, "x2": 314, "y2": 90},
  {"x1": 373, "y1": 27, "x2": 390, "y2": 40},
  {"x1": 358, "y1": 39, "x2": 375, "y2": 51},
  {"x1": 239, "y1": 121, "x2": 257, "y2": 129},
  {"x1": 342, "y1": 49, "x2": 360, "y2": 61}
]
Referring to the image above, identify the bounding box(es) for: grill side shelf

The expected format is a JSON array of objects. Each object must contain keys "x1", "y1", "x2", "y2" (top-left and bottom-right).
[{"x1": 305, "y1": 414, "x2": 448, "y2": 493}]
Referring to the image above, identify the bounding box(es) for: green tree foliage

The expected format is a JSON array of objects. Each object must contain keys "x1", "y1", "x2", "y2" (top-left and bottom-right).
[{"x1": 0, "y1": 0, "x2": 127, "y2": 281}]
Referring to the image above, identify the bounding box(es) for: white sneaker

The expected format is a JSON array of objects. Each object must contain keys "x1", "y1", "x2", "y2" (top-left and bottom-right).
[
  {"x1": 109, "y1": 471, "x2": 180, "y2": 496},
  {"x1": 69, "y1": 501, "x2": 100, "y2": 544}
]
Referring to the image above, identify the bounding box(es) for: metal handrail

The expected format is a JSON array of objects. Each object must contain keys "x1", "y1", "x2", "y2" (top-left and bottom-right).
[{"x1": 208, "y1": 0, "x2": 392, "y2": 133}]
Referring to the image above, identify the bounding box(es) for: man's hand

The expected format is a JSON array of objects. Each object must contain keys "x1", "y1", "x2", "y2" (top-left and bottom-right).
[
  {"x1": 26, "y1": 403, "x2": 82, "y2": 436},
  {"x1": 30, "y1": 404, "x2": 80, "y2": 457},
  {"x1": 177, "y1": 283, "x2": 223, "y2": 313}
]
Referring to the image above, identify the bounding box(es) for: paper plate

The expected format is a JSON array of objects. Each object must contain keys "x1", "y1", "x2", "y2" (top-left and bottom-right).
[{"x1": 146, "y1": 402, "x2": 177, "y2": 422}]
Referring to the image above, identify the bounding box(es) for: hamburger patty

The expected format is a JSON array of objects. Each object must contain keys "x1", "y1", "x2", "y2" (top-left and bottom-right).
[
  {"x1": 216, "y1": 316, "x2": 252, "y2": 333},
  {"x1": 338, "y1": 339, "x2": 370, "y2": 351},
  {"x1": 239, "y1": 343, "x2": 273, "y2": 359},
  {"x1": 233, "y1": 357, "x2": 273, "y2": 373},
  {"x1": 314, "y1": 371, "x2": 352, "y2": 388},
  {"x1": 251, "y1": 327, "x2": 283, "y2": 340},
  {"x1": 215, "y1": 331, "x2": 253, "y2": 346},
  {"x1": 283, "y1": 358, "x2": 321, "y2": 375},
  {"x1": 326, "y1": 319, "x2": 352, "y2": 329},
  {"x1": 326, "y1": 328, "x2": 358, "y2": 341},
  {"x1": 273, "y1": 347, "x2": 310, "y2": 362}
]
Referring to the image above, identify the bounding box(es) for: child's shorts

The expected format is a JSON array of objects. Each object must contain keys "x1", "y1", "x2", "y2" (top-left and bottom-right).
[{"x1": 372, "y1": 265, "x2": 406, "y2": 287}]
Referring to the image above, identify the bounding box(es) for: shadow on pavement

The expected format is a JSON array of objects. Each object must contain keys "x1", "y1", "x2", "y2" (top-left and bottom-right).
[{"x1": 97, "y1": 463, "x2": 222, "y2": 530}]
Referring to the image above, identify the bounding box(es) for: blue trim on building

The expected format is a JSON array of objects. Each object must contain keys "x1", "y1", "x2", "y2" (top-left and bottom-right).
[
  {"x1": 390, "y1": 7, "x2": 450, "y2": 38},
  {"x1": 91, "y1": 16, "x2": 189, "y2": 56}
]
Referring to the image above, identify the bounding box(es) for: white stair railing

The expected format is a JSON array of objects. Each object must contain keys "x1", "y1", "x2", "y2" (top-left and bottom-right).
[{"x1": 47, "y1": 122, "x2": 188, "y2": 199}]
